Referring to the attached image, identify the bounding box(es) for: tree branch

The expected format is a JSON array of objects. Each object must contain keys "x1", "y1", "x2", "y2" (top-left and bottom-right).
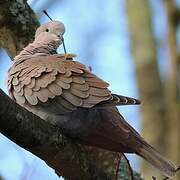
[{"x1": 0, "y1": 89, "x2": 122, "y2": 179}]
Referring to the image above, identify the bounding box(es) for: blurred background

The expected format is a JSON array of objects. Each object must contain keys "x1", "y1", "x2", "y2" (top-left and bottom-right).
[{"x1": 0, "y1": 0, "x2": 179, "y2": 179}]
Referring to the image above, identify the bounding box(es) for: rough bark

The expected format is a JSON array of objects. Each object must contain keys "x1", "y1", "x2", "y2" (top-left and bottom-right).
[
  {"x1": 125, "y1": 0, "x2": 168, "y2": 178},
  {"x1": 0, "y1": 0, "x2": 143, "y2": 179},
  {"x1": 0, "y1": 0, "x2": 39, "y2": 59},
  {"x1": 163, "y1": 1, "x2": 180, "y2": 179}
]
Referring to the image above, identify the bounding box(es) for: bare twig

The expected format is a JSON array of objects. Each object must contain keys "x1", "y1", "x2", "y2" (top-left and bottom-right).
[
  {"x1": 43, "y1": 10, "x2": 53, "y2": 21},
  {"x1": 123, "y1": 154, "x2": 134, "y2": 180}
]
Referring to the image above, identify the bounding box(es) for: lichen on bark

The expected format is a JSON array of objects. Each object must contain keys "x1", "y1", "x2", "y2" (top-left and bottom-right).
[{"x1": 0, "y1": 0, "x2": 39, "y2": 58}]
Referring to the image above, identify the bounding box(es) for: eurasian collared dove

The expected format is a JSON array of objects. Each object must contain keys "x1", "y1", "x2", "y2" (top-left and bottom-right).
[{"x1": 7, "y1": 21, "x2": 177, "y2": 177}]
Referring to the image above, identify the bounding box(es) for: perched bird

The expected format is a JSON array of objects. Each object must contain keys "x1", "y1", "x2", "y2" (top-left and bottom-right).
[{"x1": 7, "y1": 21, "x2": 177, "y2": 178}]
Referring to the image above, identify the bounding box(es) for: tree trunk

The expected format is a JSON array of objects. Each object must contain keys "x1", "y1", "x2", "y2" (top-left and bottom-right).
[
  {"x1": 163, "y1": 1, "x2": 180, "y2": 179},
  {"x1": 125, "y1": 0, "x2": 168, "y2": 178}
]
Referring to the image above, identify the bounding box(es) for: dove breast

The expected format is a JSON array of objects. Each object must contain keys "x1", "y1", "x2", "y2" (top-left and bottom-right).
[{"x1": 8, "y1": 54, "x2": 112, "y2": 116}]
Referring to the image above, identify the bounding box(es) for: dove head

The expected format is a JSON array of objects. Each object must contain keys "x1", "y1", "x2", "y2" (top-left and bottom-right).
[{"x1": 34, "y1": 21, "x2": 65, "y2": 49}]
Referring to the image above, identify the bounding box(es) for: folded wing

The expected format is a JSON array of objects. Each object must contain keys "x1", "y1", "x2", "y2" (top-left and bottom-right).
[{"x1": 8, "y1": 54, "x2": 140, "y2": 115}]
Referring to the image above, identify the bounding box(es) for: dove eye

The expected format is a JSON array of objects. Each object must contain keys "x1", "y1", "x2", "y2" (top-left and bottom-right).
[{"x1": 45, "y1": 29, "x2": 49, "y2": 32}]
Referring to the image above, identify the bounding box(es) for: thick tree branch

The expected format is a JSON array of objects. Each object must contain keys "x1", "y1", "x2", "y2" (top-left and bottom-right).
[{"x1": 0, "y1": 89, "x2": 121, "y2": 179}]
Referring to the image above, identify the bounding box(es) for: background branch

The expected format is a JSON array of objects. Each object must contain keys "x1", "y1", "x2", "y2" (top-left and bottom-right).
[
  {"x1": 163, "y1": 0, "x2": 180, "y2": 169},
  {"x1": 126, "y1": 0, "x2": 167, "y2": 178}
]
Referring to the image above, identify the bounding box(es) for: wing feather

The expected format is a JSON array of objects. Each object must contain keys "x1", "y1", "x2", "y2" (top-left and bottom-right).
[
  {"x1": 33, "y1": 72, "x2": 56, "y2": 91},
  {"x1": 23, "y1": 77, "x2": 31, "y2": 85},
  {"x1": 56, "y1": 96, "x2": 76, "y2": 111},
  {"x1": 89, "y1": 87, "x2": 111, "y2": 97},
  {"x1": 70, "y1": 88, "x2": 89, "y2": 98},
  {"x1": 25, "y1": 94, "x2": 38, "y2": 105},
  {"x1": 58, "y1": 76, "x2": 72, "y2": 83},
  {"x1": 12, "y1": 77, "x2": 19, "y2": 86},
  {"x1": 86, "y1": 81, "x2": 108, "y2": 88},
  {"x1": 27, "y1": 78, "x2": 35, "y2": 89},
  {"x1": 83, "y1": 95, "x2": 111, "y2": 108},
  {"x1": 34, "y1": 88, "x2": 54, "y2": 102},
  {"x1": 13, "y1": 84, "x2": 21, "y2": 92},
  {"x1": 72, "y1": 76, "x2": 85, "y2": 84},
  {"x1": 24, "y1": 86, "x2": 33, "y2": 96},
  {"x1": 13, "y1": 90, "x2": 26, "y2": 104},
  {"x1": 71, "y1": 83, "x2": 89, "y2": 91},
  {"x1": 56, "y1": 78, "x2": 71, "y2": 89},
  {"x1": 62, "y1": 90, "x2": 83, "y2": 107},
  {"x1": 18, "y1": 66, "x2": 39, "y2": 77},
  {"x1": 47, "y1": 83, "x2": 62, "y2": 96}
]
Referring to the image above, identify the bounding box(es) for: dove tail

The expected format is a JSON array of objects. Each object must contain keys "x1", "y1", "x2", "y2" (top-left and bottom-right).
[
  {"x1": 137, "y1": 142, "x2": 177, "y2": 177},
  {"x1": 96, "y1": 94, "x2": 141, "y2": 108}
]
